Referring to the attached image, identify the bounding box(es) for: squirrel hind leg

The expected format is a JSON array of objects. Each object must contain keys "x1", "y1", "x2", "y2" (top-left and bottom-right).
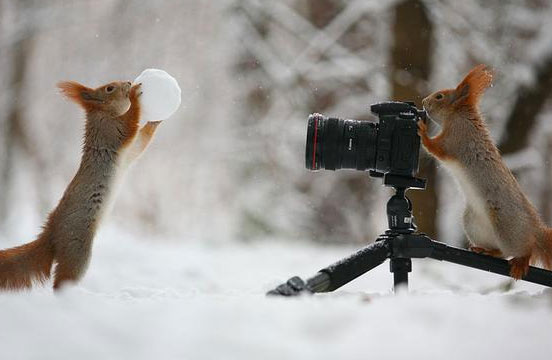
[
  {"x1": 509, "y1": 255, "x2": 531, "y2": 280},
  {"x1": 53, "y1": 264, "x2": 82, "y2": 291},
  {"x1": 469, "y1": 246, "x2": 503, "y2": 258},
  {"x1": 52, "y1": 249, "x2": 91, "y2": 291},
  {"x1": 533, "y1": 228, "x2": 552, "y2": 270}
]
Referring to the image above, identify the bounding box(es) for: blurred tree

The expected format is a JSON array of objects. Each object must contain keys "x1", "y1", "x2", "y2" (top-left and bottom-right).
[
  {"x1": 499, "y1": 54, "x2": 552, "y2": 155},
  {"x1": 231, "y1": 0, "x2": 395, "y2": 243},
  {"x1": 0, "y1": 0, "x2": 36, "y2": 226},
  {"x1": 542, "y1": 136, "x2": 552, "y2": 224},
  {"x1": 498, "y1": 54, "x2": 552, "y2": 222},
  {"x1": 390, "y1": 0, "x2": 436, "y2": 238}
]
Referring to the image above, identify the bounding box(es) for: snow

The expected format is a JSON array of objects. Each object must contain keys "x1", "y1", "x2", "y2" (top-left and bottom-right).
[
  {"x1": 1, "y1": 225, "x2": 551, "y2": 360},
  {"x1": 133, "y1": 69, "x2": 181, "y2": 122}
]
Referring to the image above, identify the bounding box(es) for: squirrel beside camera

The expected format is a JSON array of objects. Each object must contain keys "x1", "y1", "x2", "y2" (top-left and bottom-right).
[
  {"x1": 0, "y1": 80, "x2": 161, "y2": 291},
  {"x1": 418, "y1": 64, "x2": 552, "y2": 279}
]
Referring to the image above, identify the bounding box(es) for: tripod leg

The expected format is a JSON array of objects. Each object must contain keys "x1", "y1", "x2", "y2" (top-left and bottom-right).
[
  {"x1": 267, "y1": 239, "x2": 392, "y2": 296},
  {"x1": 426, "y1": 237, "x2": 552, "y2": 287},
  {"x1": 390, "y1": 257, "x2": 411, "y2": 291}
]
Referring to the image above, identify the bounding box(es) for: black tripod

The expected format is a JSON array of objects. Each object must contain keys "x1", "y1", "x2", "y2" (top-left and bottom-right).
[{"x1": 268, "y1": 174, "x2": 552, "y2": 296}]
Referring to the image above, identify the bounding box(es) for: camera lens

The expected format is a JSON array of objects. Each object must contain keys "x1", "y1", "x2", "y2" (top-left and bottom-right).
[{"x1": 305, "y1": 113, "x2": 377, "y2": 171}]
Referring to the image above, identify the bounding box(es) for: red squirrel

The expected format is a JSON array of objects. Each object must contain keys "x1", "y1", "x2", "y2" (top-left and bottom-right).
[
  {"x1": 0, "y1": 80, "x2": 161, "y2": 290},
  {"x1": 419, "y1": 64, "x2": 552, "y2": 279}
]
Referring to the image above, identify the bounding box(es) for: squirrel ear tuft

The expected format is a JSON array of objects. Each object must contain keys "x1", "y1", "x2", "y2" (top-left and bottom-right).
[
  {"x1": 451, "y1": 64, "x2": 493, "y2": 108},
  {"x1": 57, "y1": 81, "x2": 97, "y2": 110}
]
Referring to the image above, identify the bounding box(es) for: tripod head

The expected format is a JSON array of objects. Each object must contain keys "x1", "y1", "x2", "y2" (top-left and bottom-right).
[
  {"x1": 369, "y1": 171, "x2": 426, "y2": 190},
  {"x1": 378, "y1": 173, "x2": 426, "y2": 234},
  {"x1": 387, "y1": 186, "x2": 416, "y2": 233}
]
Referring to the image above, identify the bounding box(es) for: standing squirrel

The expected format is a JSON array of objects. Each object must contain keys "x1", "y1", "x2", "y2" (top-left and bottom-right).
[
  {"x1": 0, "y1": 80, "x2": 161, "y2": 290},
  {"x1": 418, "y1": 64, "x2": 552, "y2": 279}
]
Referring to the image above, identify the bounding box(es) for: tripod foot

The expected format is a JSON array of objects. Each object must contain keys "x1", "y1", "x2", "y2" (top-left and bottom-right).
[{"x1": 267, "y1": 276, "x2": 312, "y2": 297}]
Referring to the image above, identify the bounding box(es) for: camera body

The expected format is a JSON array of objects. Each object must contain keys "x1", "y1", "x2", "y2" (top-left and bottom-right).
[{"x1": 306, "y1": 101, "x2": 426, "y2": 179}]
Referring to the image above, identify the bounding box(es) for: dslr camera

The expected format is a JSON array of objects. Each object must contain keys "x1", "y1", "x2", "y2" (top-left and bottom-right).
[{"x1": 305, "y1": 101, "x2": 427, "y2": 187}]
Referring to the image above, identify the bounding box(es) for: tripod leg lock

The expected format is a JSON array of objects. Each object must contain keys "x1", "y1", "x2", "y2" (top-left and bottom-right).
[{"x1": 391, "y1": 234, "x2": 435, "y2": 258}]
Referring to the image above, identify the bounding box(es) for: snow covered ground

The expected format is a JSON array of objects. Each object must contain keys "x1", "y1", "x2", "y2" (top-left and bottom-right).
[{"x1": 1, "y1": 225, "x2": 551, "y2": 360}]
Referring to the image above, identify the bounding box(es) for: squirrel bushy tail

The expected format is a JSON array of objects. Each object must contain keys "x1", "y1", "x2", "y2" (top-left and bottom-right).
[{"x1": 0, "y1": 234, "x2": 54, "y2": 290}]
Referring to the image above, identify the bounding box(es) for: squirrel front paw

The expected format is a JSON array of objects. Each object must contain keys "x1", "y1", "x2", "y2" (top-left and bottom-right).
[
  {"x1": 417, "y1": 119, "x2": 428, "y2": 138},
  {"x1": 130, "y1": 83, "x2": 143, "y2": 100}
]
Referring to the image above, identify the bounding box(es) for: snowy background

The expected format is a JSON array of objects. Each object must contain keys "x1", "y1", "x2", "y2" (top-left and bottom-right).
[{"x1": 1, "y1": 0, "x2": 552, "y2": 359}]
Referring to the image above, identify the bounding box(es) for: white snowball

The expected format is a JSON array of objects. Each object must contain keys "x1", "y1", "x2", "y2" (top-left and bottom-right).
[{"x1": 134, "y1": 69, "x2": 181, "y2": 122}]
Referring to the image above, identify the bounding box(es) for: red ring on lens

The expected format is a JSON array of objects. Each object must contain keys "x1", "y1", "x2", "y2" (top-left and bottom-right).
[{"x1": 312, "y1": 115, "x2": 318, "y2": 169}]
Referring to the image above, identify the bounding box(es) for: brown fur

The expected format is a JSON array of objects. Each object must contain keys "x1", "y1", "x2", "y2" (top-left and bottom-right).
[
  {"x1": 0, "y1": 80, "x2": 160, "y2": 291},
  {"x1": 510, "y1": 253, "x2": 532, "y2": 280},
  {"x1": 123, "y1": 121, "x2": 162, "y2": 163},
  {"x1": 57, "y1": 81, "x2": 95, "y2": 111},
  {"x1": 469, "y1": 246, "x2": 503, "y2": 258},
  {"x1": 452, "y1": 64, "x2": 493, "y2": 110},
  {"x1": 420, "y1": 65, "x2": 552, "y2": 279},
  {"x1": 0, "y1": 233, "x2": 54, "y2": 289},
  {"x1": 418, "y1": 121, "x2": 453, "y2": 161},
  {"x1": 534, "y1": 228, "x2": 552, "y2": 270}
]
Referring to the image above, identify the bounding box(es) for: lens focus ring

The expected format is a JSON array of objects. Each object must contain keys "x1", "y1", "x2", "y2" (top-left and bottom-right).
[{"x1": 305, "y1": 114, "x2": 323, "y2": 170}]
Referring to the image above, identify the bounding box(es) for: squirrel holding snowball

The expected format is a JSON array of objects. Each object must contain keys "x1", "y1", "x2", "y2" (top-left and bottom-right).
[
  {"x1": 0, "y1": 80, "x2": 161, "y2": 290},
  {"x1": 419, "y1": 64, "x2": 552, "y2": 279}
]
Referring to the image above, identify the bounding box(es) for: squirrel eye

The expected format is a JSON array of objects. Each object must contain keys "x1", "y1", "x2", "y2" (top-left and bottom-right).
[
  {"x1": 105, "y1": 85, "x2": 115, "y2": 93},
  {"x1": 435, "y1": 93, "x2": 444, "y2": 100}
]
